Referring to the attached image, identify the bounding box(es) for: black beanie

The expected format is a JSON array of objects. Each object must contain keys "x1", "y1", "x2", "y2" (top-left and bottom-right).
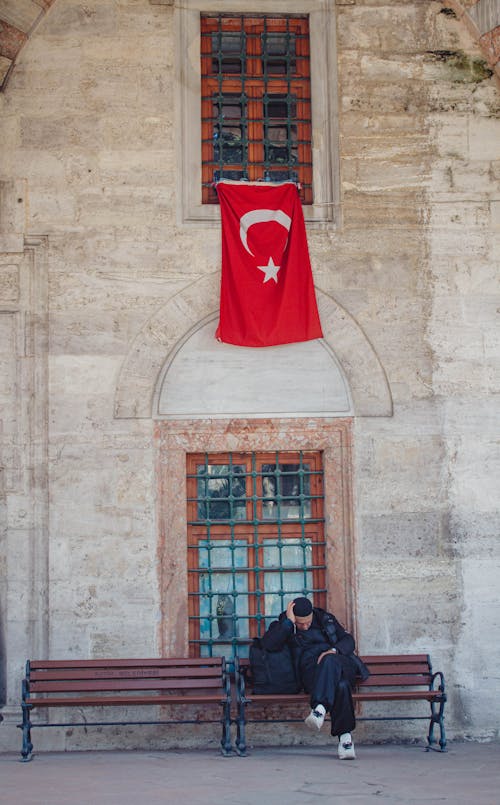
[{"x1": 293, "y1": 597, "x2": 313, "y2": 616}]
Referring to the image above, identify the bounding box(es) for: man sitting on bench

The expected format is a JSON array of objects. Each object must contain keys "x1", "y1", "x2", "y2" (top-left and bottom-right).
[{"x1": 260, "y1": 596, "x2": 360, "y2": 760}]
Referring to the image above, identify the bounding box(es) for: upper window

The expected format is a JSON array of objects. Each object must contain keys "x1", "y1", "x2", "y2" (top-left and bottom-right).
[
  {"x1": 200, "y1": 14, "x2": 312, "y2": 204},
  {"x1": 175, "y1": 1, "x2": 339, "y2": 224}
]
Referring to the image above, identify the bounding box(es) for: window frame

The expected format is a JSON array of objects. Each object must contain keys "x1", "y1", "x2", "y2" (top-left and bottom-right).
[
  {"x1": 186, "y1": 450, "x2": 326, "y2": 658},
  {"x1": 200, "y1": 14, "x2": 313, "y2": 204},
  {"x1": 175, "y1": 0, "x2": 340, "y2": 225}
]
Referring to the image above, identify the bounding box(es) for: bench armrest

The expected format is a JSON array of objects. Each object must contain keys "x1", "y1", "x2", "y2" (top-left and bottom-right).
[{"x1": 430, "y1": 670, "x2": 446, "y2": 696}]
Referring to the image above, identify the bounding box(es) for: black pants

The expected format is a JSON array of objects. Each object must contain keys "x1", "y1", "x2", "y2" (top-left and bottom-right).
[{"x1": 300, "y1": 652, "x2": 357, "y2": 737}]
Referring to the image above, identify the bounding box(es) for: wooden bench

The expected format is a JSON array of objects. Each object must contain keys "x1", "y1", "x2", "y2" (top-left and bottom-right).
[
  {"x1": 235, "y1": 653, "x2": 447, "y2": 755},
  {"x1": 19, "y1": 657, "x2": 232, "y2": 761}
]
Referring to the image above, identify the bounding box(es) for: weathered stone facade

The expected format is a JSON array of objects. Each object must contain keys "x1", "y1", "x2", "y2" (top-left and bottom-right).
[{"x1": 0, "y1": 0, "x2": 498, "y2": 751}]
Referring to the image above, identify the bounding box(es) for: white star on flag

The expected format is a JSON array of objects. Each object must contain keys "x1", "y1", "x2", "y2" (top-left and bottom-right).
[{"x1": 257, "y1": 256, "x2": 280, "y2": 284}]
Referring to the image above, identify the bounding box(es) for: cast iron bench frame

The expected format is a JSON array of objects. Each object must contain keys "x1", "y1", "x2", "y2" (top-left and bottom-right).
[
  {"x1": 19, "y1": 656, "x2": 232, "y2": 761},
  {"x1": 235, "y1": 653, "x2": 446, "y2": 755}
]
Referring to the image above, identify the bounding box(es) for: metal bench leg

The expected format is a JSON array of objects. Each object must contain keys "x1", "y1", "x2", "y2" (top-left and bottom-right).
[
  {"x1": 20, "y1": 705, "x2": 34, "y2": 762},
  {"x1": 220, "y1": 700, "x2": 232, "y2": 756},
  {"x1": 427, "y1": 698, "x2": 447, "y2": 753},
  {"x1": 235, "y1": 698, "x2": 247, "y2": 757}
]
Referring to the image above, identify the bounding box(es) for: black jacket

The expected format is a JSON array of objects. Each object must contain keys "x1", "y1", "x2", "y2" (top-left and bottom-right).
[
  {"x1": 253, "y1": 607, "x2": 370, "y2": 690},
  {"x1": 261, "y1": 607, "x2": 356, "y2": 658}
]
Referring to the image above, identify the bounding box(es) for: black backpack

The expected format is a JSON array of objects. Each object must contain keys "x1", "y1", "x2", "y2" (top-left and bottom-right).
[{"x1": 248, "y1": 639, "x2": 301, "y2": 694}]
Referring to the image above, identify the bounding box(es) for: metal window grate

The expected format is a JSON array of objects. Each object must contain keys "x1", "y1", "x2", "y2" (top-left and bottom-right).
[
  {"x1": 201, "y1": 14, "x2": 312, "y2": 204},
  {"x1": 187, "y1": 451, "x2": 325, "y2": 659}
]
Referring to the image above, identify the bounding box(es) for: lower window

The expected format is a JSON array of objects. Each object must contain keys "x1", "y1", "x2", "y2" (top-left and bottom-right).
[{"x1": 187, "y1": 451, "x2": 326, "y2": 658}]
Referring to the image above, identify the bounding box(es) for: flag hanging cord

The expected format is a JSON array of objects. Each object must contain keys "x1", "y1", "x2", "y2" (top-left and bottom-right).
[{"x1": 213, "y1": 176, "x2": 302, "y2": 190}]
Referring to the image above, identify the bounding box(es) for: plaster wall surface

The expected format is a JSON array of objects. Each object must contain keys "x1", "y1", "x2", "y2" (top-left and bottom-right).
[{"x1": 0, "y1": 0, "x2": 498, "y2": 751}]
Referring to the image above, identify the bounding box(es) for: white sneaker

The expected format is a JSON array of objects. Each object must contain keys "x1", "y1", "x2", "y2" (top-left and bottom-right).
[
  {"x1": 338, "y1": 733, "x2": 356, "y2": 760},
  {"x1": 304, "y1": 704, "x2": 326, "y2": 731}
]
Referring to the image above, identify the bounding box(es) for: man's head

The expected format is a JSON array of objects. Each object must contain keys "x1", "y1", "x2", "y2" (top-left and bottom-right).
[{"x1": 293, "y1": 596, "x2": 313, "y2": 631}]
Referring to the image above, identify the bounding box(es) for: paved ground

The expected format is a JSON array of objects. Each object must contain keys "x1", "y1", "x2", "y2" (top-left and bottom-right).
[{"x1": 1, "y1": 742, "x2": 499, "y2": 805}]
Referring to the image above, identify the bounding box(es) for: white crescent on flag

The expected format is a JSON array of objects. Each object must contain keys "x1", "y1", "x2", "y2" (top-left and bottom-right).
[{"x1": 239, "y1": 208, "x2": 292, "y2": 256}]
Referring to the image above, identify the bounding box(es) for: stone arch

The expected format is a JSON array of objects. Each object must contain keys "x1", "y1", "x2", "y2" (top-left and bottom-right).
[
  {"x1": 154, "y1": 314, "x2": 354, "y2": 419},
  {"x1": 114, "y1": 273, "x2": 392, "y2": 419}
]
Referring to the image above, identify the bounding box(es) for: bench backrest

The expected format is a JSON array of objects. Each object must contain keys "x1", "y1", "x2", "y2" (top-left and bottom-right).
[
  {"x1": 237, "y1": 654, "x2": 433, "y2": 690},
  {"x1": 359, "y1": 654, "x2": 433, "y2": 688},
  {"x1": 25, "y1": 657, "x2": 227, "y2": 697}
]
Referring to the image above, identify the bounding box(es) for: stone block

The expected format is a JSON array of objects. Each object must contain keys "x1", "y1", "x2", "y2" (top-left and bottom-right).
[
  {"x1": 341, "y1": 77, "x2": 427, "y2": 115},
  {"x1": 355, "y1": 435, "x2": 446, "y2": 514},
  {"x1": 341, "y1": 111, "x2": 429, "y2": 138},
  {"x1": 468, "y1": 116, "x2": 500, "y2": 160},
  {"x1": 341, "y1": 133, "x2": 428, "y2": 161},
  {"x1": 359, "y1": 54, "x2": 422, "y2": 80},
  {"x1": 460, "y1": 558, "x2": 500, "y2": 679},
  {"x1": 355, "y1": 158, "x2": 430, "y2": 191},
  {"x1": 491, "y1": 200, "x2": 500, "y2": 229},
  {"x1": 449, "y1": 511, "x2": 500, "y2": 559},
  {"x1": 0, "y1": 178, "x2": 26, "y2": 235},
  {"x1": 0, "y1": 235, "x2": 23, "y2": 253},
  {"x1": 337, "y1": 6, "x2": 428, "y2": 53},
  {"x1": 41, "y1": 2, "x2": 130, "y2": 37},
  {"x1": 360, "y1": 510, "x2": 450, "y2": 559},
  {"x1": 358, "y1": 559, "x2": 459, "y2": 651},
  {"x1": 98, "y1": 150, "x2": 171, "y2": 186},
  {"x1": 48, "y1": 619, "x2": 91, "y2": 657},
  {"x1": 343, "y1": 191, "x2": 424, "y2": 227},
  {"x1": 20, "y1": 115, "x2": 103, "y2": 150},
  {"x1": 430, "y1": 113, "x2": 469, "y2": 159},
  {"x1": 441, "y1": 161, "x2": 498, "y2": 194},
  {"x1": 428, "y1": 227, "x2": 490, "y2": 259},
  {"x1": 49, "y1": 354, "x2": 123, "y2": 433},
  {"x1": 23, "y1": 188, "x2": 78, "y2": 232},
  {"x1": 89, "y1": 624, "x2": 158, "y2": 658},
  {"x1": 99, "y1": 114, "x2": 171, "y2": 150},
  {"x1": 0, "y1": 115, "x2": 20, "y2": 175}
]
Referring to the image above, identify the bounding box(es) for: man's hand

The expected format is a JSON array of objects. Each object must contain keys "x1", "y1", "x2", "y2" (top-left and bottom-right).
[
  {"x1": 317, "y1": 649, "x2": 337, "y2": 664},
  {"x1": 286, "y1": 600, "x2": 296, "y2": 624}
]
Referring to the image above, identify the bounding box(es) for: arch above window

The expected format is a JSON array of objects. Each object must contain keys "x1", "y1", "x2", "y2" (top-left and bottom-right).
[
  {"x1": 155, "y1": 317, "x2": 353, "y2": 419},
  {"x1": 114, "y1": 273, "x2": 393, "y2": 420}
]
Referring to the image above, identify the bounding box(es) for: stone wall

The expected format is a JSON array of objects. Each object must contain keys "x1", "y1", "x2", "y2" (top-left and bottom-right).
[{"x1": 0, "y1": 0, "x2": 498, "y2": 750}]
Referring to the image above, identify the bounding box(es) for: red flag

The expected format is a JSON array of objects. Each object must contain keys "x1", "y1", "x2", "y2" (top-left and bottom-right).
[{"x1": 215, "y1": 181, "x2": 323, "y2": 347}]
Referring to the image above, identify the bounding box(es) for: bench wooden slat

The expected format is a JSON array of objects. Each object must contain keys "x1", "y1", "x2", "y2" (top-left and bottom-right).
[
  {"x1": 29, "y1": 677, "x2": 222, "y2": 693},
  {"x1": 25, "y1": 694, "x2": 227, "y2": 707},
  {"x1": 354, "y1": 690, "x2": 444, "y2": 702},
  {"x1": 242, "y1": 689, "x2": 443, "y2": 704},
  {"x1": 28, "y1": 658, "x2": 223, "y2": 670},
  {"x1": 29, "y1": 667, "x2": 222, "y2": 682},
  {"x1": 362, "y1": 654, "x2": 430, "y2": 664},
  {"x1": 358, "y1": 674, "x2": 432, "y2": 687},
  {"x1": 363, "y1": 663, "x2": 431, "y2": 675}
]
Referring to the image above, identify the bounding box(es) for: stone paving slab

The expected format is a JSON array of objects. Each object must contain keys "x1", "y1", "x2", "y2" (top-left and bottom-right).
[{"x1": 1, "y1": 742, "x2": 499, "y2": 805}]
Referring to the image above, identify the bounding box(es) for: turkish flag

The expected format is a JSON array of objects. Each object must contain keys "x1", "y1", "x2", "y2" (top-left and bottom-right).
[{"x1": 215, "y1": 181, "x2": 323, "y2": 347}]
